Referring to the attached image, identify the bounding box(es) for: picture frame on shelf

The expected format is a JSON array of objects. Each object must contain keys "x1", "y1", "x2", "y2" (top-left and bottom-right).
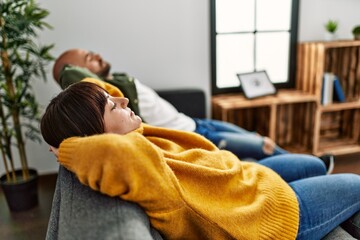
[{"x1": 237, "y1": 71, "x2": 277, "y2": 99}]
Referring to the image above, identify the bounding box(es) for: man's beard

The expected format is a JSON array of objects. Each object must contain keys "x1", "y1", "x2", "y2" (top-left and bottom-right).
[{"x1": 97, "y1": 62, "x2": 111, "y2": 78}]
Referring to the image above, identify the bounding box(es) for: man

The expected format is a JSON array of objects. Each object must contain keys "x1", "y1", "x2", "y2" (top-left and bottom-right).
[{"x1": 52, "y1": 49, "x2": 334, "y2": 172}]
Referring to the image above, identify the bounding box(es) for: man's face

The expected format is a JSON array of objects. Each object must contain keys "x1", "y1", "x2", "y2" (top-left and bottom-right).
[{"x1": 61, "y1": 49, "x2": 111, "y2": 78}]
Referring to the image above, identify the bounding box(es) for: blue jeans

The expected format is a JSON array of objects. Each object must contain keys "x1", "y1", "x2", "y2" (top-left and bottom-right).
[
  {"x1": 194, "y1": 118, "x2": 287, "y2": 160},
  {"x1": 258, "y1": 155, "x2": 360, "y2": 239}
]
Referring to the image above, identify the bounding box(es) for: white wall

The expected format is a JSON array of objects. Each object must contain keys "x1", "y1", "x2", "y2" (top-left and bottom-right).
[
  {"x1": 298, "y1": 0, "x2": 360, "y2": 41},
  {"x1": 1, "y1": 0, "x2": 359, "y2": 175}
]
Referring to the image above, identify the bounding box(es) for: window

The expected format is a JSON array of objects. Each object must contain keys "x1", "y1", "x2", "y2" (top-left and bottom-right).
[{"x1": 210, "y1": 0, "x2": 299, "y2": 94}]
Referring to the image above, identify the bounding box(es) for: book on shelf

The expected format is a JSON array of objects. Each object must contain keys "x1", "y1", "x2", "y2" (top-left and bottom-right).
[
  {"x1": 321, "y1": 72, "x2": 334, "y2": 105},
  {"x1": 333, "y1": 76, "x2": 346, "y2": 102},
  {"x1": 321, "y1": 73, "x2": 346, "y2": 105}
]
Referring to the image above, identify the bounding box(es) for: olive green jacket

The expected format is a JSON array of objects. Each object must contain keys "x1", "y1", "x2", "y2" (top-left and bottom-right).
[{"x1": 59, "y1": 65, "x2": 140, "y2": 115}]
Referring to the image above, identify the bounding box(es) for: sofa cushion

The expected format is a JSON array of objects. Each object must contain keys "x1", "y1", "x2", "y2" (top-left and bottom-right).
[
  {"x1": 323, "y1": 226, "x2": 356, "y2": 240},
  {"x1": 341, "y1": 211, "x2": 360, "y2": 239}
]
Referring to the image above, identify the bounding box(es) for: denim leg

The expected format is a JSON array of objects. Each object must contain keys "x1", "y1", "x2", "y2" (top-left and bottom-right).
[
  {"x1": 258, "y1": 154, "x2": 326, "y2": 182},
  {"x1": 215, "y1": 132, "x2": 287, "y2": 160},
  {"x1": 289, "y1": 174, "x2": 360, "y2": 240},
  {"x1": 194, "y1": 118, "x2": 255, "y2": 134},
  {"x1": 193, "y1": 118, "x2": 288, "y2": 160}
]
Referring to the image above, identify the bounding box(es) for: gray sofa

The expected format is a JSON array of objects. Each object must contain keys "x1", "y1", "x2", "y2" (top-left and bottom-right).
[
  {"x1": 46, "y1": 89, "x2": 357, "y2": 240},
  {"x1": 46, "y1": 165, "x2": 163, "y2": 240}
]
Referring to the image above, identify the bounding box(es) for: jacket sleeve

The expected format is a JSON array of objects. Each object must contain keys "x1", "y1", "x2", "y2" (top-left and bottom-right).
[
  {"x1": 59, "y1": 65, "x2": 101, "y2": 89},
  {"x1": 58, "y1": 132, "x2": 182, "y2": 212},
  {"x1": 58, "y1": 65, "x2": 125, "y2": 98}
]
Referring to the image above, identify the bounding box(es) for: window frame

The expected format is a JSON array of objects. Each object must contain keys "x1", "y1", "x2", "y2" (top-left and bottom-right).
[{"x1": 210, "y1": 0, "x2": 300, "y2": 95}]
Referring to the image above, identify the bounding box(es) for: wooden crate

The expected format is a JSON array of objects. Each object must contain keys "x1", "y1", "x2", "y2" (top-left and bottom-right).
[
  {"x1": 212, "y1": 90, "x2": 317, "y2": 153},
  {"x1": 297, "y1": 40, "x2": 360, "y2": 100},
  {"x1": 318, "y1": 109, "x2": 360, "y2": 155},
  {"x1": 297, "y1": 40, "x2": 360, "y2": 155},
  {"x1": 212, "y1": 40, "x2": 360, "y2": 156},
  {"x1": 276, "y1": 102, "x2": 316, "y2": 153}
]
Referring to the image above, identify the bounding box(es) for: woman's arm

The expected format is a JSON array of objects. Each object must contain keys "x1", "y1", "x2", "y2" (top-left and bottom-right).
[{"x1": 58, "y1": 132, "x2": 181, "y2": 212}]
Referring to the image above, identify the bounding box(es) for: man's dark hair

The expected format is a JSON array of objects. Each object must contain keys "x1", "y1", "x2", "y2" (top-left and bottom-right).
[{"x1": 41, "y1": 82, "x2": 107, "y2": 147}]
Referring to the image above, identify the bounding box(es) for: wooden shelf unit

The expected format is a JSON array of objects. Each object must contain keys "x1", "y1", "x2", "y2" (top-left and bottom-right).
[
  {"x1": 297, "y1": 40, "x2": 360, "y2": 155},
  {"x1": 212, "y1": 40, "x2": 360, "y2": 156},
  {"x1": 212, "y1": 90, "x2": 318, "y2": 154},
  {"x1": 296, "y1": 40, "x2": 360, "y2": 101}
]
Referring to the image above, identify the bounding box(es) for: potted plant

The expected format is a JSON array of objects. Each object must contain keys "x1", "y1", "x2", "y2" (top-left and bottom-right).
[
  {"x1": 352, "y1": 25, "x2": 360, "y2": 40},
  {"x1": 324, "y1": 20, "x2": 338, "y2": 41},
  {"x1": 0, "y1": 0, "x2": 53, "y2": 211}
]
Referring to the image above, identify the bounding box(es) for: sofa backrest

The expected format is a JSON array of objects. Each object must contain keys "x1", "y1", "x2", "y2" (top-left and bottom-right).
[
  {"x1": 46, "y1": 166, "x2": 163, "y2": 240},
  {"x1": 156, "y1": 89, "x2": 206, "y2": 119}
]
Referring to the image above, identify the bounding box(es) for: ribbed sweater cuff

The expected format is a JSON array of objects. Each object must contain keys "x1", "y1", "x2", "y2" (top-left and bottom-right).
[
  {"x1": 260, "y1": 180, "x2": 299, "y2": 239},
  {"x1": 58, "y1": 137, "x2": 82, "y2": 170}
]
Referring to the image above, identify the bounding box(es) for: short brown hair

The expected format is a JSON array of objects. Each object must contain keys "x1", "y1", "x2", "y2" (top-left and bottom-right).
[{"x1": 41, "y1": 82, "x2": 107, "y2": 147}]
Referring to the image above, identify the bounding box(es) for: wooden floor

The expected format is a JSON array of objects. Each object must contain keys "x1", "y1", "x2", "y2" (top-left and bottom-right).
[
  {"x1": 332, "y1": 153, "x2": 360, "y2": 175},
  {"x1": 0, "y1": 153, "x2": 359, "y2": 239},
  {"x1": 0, "y1": 174, "x2": 57, "y2": 240}
]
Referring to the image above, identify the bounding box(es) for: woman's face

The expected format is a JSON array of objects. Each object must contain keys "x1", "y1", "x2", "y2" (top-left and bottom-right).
[{"x1": 103, "y1": 93, "x2": 142, "y2": 134}]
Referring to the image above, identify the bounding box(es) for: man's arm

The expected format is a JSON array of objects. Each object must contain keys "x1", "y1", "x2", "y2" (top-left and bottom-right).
[
  {"x1": 58, "y1": 65, "x2": 141, "y2": 116},
  {"x1": 59, "y1": 65, "x2": 101, "y2": 89}
]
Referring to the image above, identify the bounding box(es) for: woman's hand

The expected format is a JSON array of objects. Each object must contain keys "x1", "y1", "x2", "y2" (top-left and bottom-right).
[{"x1": 49, "y1": 146, "x2": 59, "y2": 158}]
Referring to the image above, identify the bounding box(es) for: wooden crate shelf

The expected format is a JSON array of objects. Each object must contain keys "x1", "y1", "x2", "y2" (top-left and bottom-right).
[
  {"x1": 212, "y1": 40, "x2": 360, "y2": 156},
  {"x1": 212, "y1": 89, "x2": 317, "y2": 154},
  {"x1": 297, "y1": 40, "x2": 360, "y2": 156},
  {"x1": 296, "y1": 40, "x2": 360, "y2": 100},
  {"x1": 318, "y1": 143, "x2": 360, "y2": 156},
  {"x1": 320, "y1": 100, "x2": 360, "y2": 112}
]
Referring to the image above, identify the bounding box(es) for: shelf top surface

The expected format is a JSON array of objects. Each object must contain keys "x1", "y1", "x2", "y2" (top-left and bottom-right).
[
  {"x1": 300, "y1": 39, "x2": 360, "y2": 48},
  {"x1": 212, "y1": 89, "x2": 317, "y2": 109},
  {"x1": 320, "y1": 100, "x2": 360, "y2": 112}
]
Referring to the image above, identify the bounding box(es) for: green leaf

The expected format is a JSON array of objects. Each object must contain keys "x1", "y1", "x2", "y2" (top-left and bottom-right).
[{"x1": 0, "y1": 0, "x2": 54, "y2": 178}]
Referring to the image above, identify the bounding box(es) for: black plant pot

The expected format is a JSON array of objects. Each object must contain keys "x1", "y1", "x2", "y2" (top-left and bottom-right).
[{"x1": 0, "y1": 169, "x2": 39, "y2": 212}]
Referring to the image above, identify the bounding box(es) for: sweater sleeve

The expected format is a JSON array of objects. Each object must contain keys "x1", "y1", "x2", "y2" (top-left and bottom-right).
[{"x1": 58, "y1": 133, "x2": 182, "y2": 212}]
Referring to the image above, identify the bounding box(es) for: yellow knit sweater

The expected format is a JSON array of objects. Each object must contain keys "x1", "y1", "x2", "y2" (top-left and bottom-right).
[{"x1": 58, "y1": 78, "x2": 299, "y2": 239}]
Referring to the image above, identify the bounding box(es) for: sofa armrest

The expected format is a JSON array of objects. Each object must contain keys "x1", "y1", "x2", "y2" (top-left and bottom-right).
[
  {"x1": 156, "y1": 89, "x2": 206, "y2": 118},
  {"x1": 46, "y1": 166, "x2": 163, "y2": 240}
]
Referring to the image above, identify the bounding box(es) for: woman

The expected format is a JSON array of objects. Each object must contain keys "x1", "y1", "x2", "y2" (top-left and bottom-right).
[{"x1": 41, "y1": 79, "x2": 360, "y2": 240}]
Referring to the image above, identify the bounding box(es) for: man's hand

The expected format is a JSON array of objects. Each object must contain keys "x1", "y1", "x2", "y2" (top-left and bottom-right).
[{"x1": 49, "y1": 146, "x2": 59, "y2": 158}]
